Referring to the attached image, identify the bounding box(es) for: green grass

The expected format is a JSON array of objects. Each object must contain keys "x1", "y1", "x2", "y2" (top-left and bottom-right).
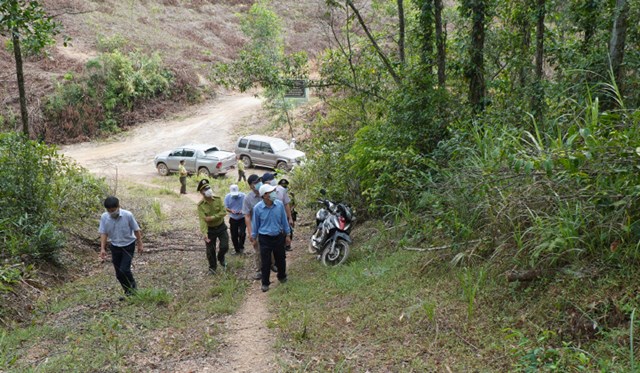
[
  {"x1": 268, "y1": 221, "x2": 640, "y2": 371},
  {"x1": 0, "y1": 258, "x2": 249, "y2": 372}
]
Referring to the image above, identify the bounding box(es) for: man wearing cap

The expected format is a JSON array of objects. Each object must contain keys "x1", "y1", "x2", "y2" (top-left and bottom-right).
[
  {"x1": 197, "y1": 179, "x2": 229, "y2": 274},
  {"x1": 242, "y1": 174, "x2": 263, "y2": 280},
  {"x1": 224, "y1": 184, "x2": 246, "y2": 255},
  {"x1": 251, "y1": 184, "x2": 291, "y2": 292},
  {"x1": 99, "y1": 196, "x2": 143, "y2": 298},
  {"x1": 278, "y1": 178, "x2": 297, "y2": 250},
  {"x1": 263, "y1": 172, "x2": 294, "y2": 250},
  {"x1": 262, "y1": 172, "x2": 293, "y2": 227}
]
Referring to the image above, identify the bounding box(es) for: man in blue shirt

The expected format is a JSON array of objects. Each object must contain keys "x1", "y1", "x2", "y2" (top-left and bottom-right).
[
  {"x1": 224, "y1": 184, "x2": 246, "y2": 255},
  {"x1": 98, "y1": 196, "x2": 143, "y2": 298},
  {"x1": 243, "y1": 174, "x2": 264, "y2": 280},
  {"x1": 251, "y1": 184, "x2": 291, "y2": 292}
]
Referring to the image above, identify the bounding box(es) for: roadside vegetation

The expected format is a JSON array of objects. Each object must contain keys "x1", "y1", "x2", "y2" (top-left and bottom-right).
[
  {"x1": 216, "y1": 0, "x2": 640, "y2": 370},
  {"x1": 43, "y1": 45, "x2": 204, "y2": 143}
]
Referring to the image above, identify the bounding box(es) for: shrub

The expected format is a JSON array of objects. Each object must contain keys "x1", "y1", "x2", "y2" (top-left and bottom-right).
[
  {"x1": 0, "y1": 133, "x2": 106, "y2": 261},
  {"x1": 43, "y1": 50, "x2": 178, "y2": 141}
]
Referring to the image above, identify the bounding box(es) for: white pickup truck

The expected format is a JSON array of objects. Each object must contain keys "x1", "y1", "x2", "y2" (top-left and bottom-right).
[{"x1": 154, "y1": 144, "x2": 237, "y2": 177}]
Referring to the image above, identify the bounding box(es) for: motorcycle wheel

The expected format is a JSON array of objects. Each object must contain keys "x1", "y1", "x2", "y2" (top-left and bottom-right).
[{"x1": 321, "y1": 239, "x2": 349, "y2": 266}]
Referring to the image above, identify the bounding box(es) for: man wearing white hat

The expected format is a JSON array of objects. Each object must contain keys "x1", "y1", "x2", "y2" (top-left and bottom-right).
[
  {"x1": 224, "y1": 184, "x2": 246, "y2": 255},
  {"x1": 250, "y1": 184, "x2": 291, "y2": 292}
]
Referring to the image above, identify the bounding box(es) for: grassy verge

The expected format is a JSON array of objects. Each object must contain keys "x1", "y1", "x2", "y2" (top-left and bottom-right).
[{"x1": 271, "y1": 220, "x2": 640, "y2": 371}]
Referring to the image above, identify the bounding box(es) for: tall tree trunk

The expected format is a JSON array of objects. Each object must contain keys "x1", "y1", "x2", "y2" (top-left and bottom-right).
[
  {"x1": 398, "y1": 0, "x2": 405, "y2": 65},
  {"x1": 531, "y1": 0, "x2": 545, "y2": 126},
  {"x1": 468, "y1": 0, "x2": 486, "y2": 114},
  {"x1": 609, "y1": 0, "x2": 629, "y2": 91},
  {"x1": 12, "y1": 31, "x2": 29, "y2": 136},
  {"x1": 434, "y1": 0, "x2": 446, "y2": 87},
  {"x1": 517, "y1": 3, "x2": 531, "y2": 88},
  {"x1": 416, "y1": 0, "x2": 434, "y2": 72}
]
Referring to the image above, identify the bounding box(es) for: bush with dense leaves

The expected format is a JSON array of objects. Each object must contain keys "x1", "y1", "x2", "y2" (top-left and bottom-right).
[
  {"x1": 43, "y1": 50, "x2": 188, "y2": 142},
  {"x1": 0, "y1": 132, "x2": 107, "y2": 261}
]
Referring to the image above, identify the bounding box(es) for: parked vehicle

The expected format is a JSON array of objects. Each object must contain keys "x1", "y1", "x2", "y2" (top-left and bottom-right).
[
  {"x1": 234, "y1": 135, "x2": 305, "y2": 171},
  {"x1": 309, "y1": 189, "x2": 355, "y2": 266},
  {"x1": 154, "y1": 144, "x2": 237, "y2": 177}
]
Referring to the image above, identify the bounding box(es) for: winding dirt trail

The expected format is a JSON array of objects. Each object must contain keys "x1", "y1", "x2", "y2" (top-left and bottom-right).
[{"x1": 61, "y1": 93, "x2": 282, "y2": 372}]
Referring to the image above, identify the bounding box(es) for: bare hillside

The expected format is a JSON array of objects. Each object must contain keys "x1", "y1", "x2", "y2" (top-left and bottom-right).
[{"x1": 0, "y1": 0, "x2": 329, "y2": 135}]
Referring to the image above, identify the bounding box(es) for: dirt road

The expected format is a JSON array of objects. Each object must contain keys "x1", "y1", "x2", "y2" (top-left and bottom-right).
[
  {"x1": 61, "y1": 93, "x2": 262, "y2": 179},
  {"x1": 60, "y1": 93, "x2": 284, "y2": 372}
]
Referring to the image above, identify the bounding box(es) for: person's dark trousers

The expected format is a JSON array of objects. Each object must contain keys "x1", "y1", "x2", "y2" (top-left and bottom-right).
[
  {"x1": 285, "y1": 210, "x2": 297, "y2": 252},
  {"x1": 207, "y1": 223, "x2": 229, "y2": 271},
  {"x1": 110, "y1": 242, "x2": 137, "y2": 295},
  {"x1": 229, "y1": 217, "x2": 246, "y2": 253},
  {"x1": 237, "y1": 171, "x2": 246, "y2": 183},
  {"x1": 180, "y1": 176, "x2": 187, "y2": 194},
  {"x1": 259, "y1": 233, "x2": 287, "y2": 286}
]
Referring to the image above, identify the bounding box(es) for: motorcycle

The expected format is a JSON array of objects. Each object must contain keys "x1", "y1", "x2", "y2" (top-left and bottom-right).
[{"x1": 309, "y1": 189, "x2": 355, "y2": 266}]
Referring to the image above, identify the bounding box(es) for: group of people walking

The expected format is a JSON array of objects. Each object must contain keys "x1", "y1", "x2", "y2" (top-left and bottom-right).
[
  {"x1": 98, "y1": 170, "x2": 297, "y2": 299},
  {"x1": 196, "y1": 172, "x2": 296, "y2": 292}
]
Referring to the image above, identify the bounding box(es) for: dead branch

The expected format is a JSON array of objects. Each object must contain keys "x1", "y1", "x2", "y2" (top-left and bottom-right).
[
  {"x1": 345, "y1": 0, "x2": 401, "y2": 86},
  {"x1": 505, "y1": 268, "x2": 551, "y2": 282},
  {"x1": 404, "y1": 239, "x2": 484, "y2": 252},
  {"x1": 452, "y1": 328, "x2": 479, "y2": 351},
  {"x1": 143, "y1": 247, "x2": 204, "y2": 253}
]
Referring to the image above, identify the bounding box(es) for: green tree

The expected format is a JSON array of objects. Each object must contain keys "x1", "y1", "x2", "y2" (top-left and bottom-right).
[
  {"x1": 211, "y1": 0, "x2": 308, "y2": 136},
  {"x1": 0, "y1": 0, "x2": 62, "y2": 136}
]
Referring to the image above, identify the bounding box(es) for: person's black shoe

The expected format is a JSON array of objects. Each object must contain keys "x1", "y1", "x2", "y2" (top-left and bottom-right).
[
  {"x1": 261, "y1": 284, "x2": 269, "y2": 292},
  {"x1": 279, "y1": 277, "x2": 287, "y2": 284},
  {"x1": 285, "y1": 246, "x2": 292, "y2": 252},
  {"x1": 208, "y1": 268, "x2": 217, "y2": 275}
]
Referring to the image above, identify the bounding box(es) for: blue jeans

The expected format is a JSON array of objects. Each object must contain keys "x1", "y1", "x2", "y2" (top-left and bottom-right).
[{"x1": 110, "y1": 242, "x2": 136, "y2": 295}]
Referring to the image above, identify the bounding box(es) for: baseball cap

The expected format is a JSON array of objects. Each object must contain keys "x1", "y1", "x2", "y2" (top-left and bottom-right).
[
  {"x1": 259, "y1": 184, "x2": 277, "y2": 197},
  {"x1": 229, "y1": 184, "x2": 240, "y2": 196},
  {"x1": 247, "y1": 174, "x2": 260, "y2": 185},
  {"x1": 261, "y1": 172, "x2": 275, "y2": 183}
]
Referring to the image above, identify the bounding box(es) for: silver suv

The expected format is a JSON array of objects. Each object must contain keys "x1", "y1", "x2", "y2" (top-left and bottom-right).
[{"x1": 234, "y1": 135, "x2": 305, "y2": 171}]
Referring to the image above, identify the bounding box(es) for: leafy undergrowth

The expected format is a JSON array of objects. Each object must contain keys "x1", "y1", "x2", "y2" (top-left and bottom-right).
[{"x1": 271, "y1": 220, "x2": 640, "y2": 372}]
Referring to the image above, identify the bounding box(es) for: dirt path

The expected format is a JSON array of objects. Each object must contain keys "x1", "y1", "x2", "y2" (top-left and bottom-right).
[{"x1": 61, "y1": 93, "x2": 284, "y2": 372}]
